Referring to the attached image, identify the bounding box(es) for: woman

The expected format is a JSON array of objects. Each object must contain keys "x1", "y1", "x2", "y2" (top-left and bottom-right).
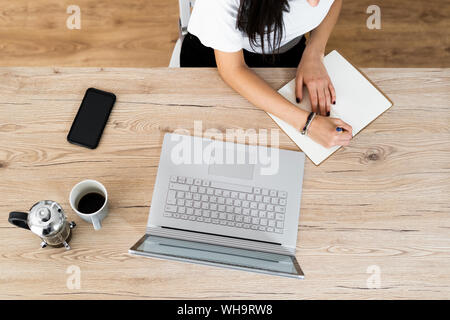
[{"x1": 180, "y1": 0, "x2": 352, "y2": 148}]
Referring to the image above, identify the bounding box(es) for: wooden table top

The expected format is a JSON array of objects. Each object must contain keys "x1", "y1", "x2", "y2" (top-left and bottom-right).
[{"x1": 0, "y1": 67, "x2": 449, "y2": 299}]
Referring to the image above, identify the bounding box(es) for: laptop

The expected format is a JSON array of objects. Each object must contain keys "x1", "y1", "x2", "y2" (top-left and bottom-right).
[{"x1": 130, "y1": 133, "x2": 306, "y2": 278}]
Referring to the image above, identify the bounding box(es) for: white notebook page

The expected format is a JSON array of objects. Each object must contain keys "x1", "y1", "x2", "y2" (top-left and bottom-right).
[{"x1": 269, "y1": 50, "x2": 393, "y2": 165}]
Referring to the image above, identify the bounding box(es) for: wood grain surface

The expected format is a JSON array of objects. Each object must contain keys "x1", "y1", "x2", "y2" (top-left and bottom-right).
[
  {"x1": 0, "y1": 67, "x2": 449, "y2": 299},
  {"x1": 0, "y1": 0, "x2": 448, "y2": 68},
  {"x1": 328, "y1": 0, "x2": 450, "y2": 67}
]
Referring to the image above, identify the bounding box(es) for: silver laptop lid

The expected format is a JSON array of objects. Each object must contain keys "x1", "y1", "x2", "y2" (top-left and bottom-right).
[{"x1": 130, "y1": 234, "x2": 304, "y2": 279}]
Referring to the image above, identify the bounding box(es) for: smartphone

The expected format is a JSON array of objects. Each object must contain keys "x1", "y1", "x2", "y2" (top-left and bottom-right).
[{"x1": 67, "y1": 88, "x2": 116, "y2": 149}]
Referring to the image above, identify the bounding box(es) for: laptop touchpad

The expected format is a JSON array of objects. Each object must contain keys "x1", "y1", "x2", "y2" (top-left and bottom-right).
[{"x1": 208, "y1": 163, "x2": 255, "y2": 180}]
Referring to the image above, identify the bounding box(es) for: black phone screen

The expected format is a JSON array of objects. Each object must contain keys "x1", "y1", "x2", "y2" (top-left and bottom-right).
[{"x1": 67, "y1": 88, "x2": 116, "y2": 149}]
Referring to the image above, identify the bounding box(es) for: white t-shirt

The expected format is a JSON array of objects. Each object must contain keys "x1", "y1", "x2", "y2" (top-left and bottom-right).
[{"x1": 188, "y1": 0, "x2": 335, "y2": 54}]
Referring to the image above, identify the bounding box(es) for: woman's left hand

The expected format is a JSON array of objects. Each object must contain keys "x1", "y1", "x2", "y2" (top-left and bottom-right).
[{"x1": 295, "y1": 49, "x2": 336, "y2": 116}]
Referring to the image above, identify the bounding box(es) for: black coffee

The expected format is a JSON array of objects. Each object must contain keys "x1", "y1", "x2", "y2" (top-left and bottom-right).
[{"x1": 77, "y1": 193, "x2": 105, "y2": 214}]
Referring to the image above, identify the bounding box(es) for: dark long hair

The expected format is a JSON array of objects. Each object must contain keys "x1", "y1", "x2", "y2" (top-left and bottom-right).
[{"x1": 236, "y1": 0, "x2": 290, "y2": 55}]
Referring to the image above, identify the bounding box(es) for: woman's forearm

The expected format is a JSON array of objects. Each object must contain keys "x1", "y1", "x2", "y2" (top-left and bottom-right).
[
  {"x1": 219, "y1": 65, "x2": 308, "y2": 130},
  {"x1": 307, "y1": 0, "x2": 342, "y2": 55}
]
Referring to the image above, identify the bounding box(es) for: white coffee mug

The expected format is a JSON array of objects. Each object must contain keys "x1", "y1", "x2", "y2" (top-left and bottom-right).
[{"x1": 69, "y1": 180, "x2": 108, "y2": 230}]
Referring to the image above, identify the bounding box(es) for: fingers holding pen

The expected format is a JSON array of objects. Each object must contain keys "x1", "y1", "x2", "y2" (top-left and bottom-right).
[
  {"x1": 335, "y1": 119, "x2": 352, "y2": 133},
  {"x1": 307, "y1": 115, "x2": 353, "y2": 149},
  {"x1": 334, "y1": 119, "x2": 353, "y2": 146}
]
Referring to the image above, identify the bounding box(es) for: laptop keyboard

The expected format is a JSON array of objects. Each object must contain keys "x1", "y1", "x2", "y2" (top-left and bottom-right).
[{"x1": 163, "y1": 176, "x2": 287, "y2": 234}]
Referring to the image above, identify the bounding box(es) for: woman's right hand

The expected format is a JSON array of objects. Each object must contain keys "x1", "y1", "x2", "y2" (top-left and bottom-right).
[{"x1": 307, "y1": 115, "x2": 353, "y2": 148}]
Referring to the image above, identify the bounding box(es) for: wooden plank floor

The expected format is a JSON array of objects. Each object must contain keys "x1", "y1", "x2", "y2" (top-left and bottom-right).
[
  {"x1": 0, "y1": 67, "x2": 449, "y2": 299},
  {"x1": 0, "y1": 0, "x2": 448, "y2": 67}
]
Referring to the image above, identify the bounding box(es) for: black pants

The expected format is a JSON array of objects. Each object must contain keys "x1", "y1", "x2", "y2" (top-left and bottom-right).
[{"x1": 180, "y1": 33, "x2": 306, "y2": 68}]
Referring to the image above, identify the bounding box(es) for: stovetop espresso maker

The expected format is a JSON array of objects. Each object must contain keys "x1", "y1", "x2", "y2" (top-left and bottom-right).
[{"x1": 8, "y1": 200, "x2": 76, "y2": 250}]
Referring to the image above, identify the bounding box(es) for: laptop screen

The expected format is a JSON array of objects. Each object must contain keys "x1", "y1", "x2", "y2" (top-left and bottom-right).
[{"x1": 131, "y1": 235, "x2": 303, "y2": 278}]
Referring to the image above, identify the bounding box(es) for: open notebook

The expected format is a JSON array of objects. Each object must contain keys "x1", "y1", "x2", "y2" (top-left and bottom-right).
[{"x1": 269, "y1": 50, "x2": 393, "y2": 165}]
